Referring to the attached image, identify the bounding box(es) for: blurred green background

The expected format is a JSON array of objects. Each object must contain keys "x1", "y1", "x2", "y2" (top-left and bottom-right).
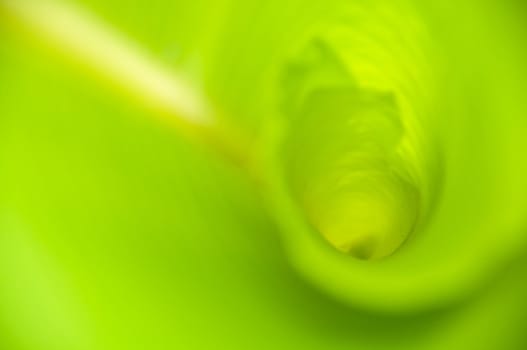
[{"x1": 1, "y1": 0, "x2": 527, "y2": 349}]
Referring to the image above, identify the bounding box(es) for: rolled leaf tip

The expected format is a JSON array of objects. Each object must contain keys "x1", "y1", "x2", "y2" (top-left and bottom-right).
[{"x1": 311, "y1": 174, "x2": 419, "y2": 260}]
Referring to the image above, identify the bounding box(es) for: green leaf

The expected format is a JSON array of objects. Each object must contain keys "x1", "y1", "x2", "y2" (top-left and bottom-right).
[{"x1": 2, "y1": 0, "x2": 527, "y2": 349}]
